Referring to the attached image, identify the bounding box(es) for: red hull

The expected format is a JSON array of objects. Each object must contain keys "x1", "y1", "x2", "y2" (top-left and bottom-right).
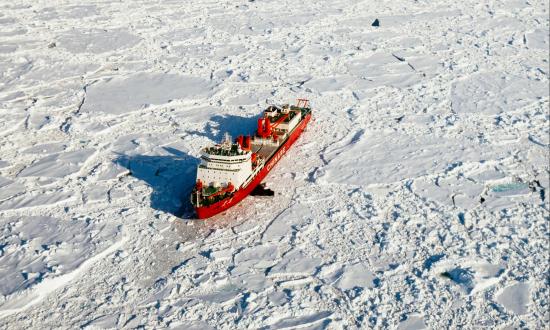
[{"x1": 195, "y1": 112, "x2": 312, "y2": 219}]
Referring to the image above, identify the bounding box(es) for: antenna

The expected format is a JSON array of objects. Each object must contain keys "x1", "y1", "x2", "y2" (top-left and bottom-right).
[{"x1": 222, "y1": 132, "x2": 232, "y2": 149}]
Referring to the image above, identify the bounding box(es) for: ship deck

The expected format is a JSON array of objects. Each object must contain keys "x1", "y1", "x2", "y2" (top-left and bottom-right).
[{"x1": 252, "y1": 144, "x2": 278, "y2": 159}]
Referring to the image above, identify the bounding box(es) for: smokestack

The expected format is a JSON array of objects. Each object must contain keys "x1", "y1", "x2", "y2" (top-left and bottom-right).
[
  {"x1": 257, "y1": 118, "x2": 264, "y2": 136},
  {"x1": 245, "y1": 135, "x2": 251, "y2": 150},
  {"x1": 264, "y1": 117, "x2": 272, "y2": 136}
]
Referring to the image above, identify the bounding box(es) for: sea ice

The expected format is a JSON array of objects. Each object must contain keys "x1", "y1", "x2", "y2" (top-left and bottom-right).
[{"x1": 81, "y1": 73, "x2": 216, "y2": 115}]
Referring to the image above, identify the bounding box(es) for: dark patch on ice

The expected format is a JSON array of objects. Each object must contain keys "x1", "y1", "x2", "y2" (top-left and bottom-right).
[
  {"x1": 368, "y1": 316, "x2": 377, "y2": 327},
  {"x1": 412, "y1": 267, "x2": 422, "y2": 277},
  {"x1": 458, "y1": 212, "x2": 465, "y2": 225},
  {"x1": 115, "y1": 147, "x2": 199, "y2": 217},
  {"x1": 392, "y1": 54, "x2": 405, "y2": 62},
  {"x1": 424, "y1": 254, "x2": 445, "y2": 270},
  {"x1": 250, "y1": 184, "x2": 274, "y2": 196},
  {"x1": 199, "y1": 249, "x2": 212, "y2": 260},
  {"x1": 283, "y1": 288, "x2": 293, "y2": 299},
  {"x1": 440, "y1": 267, "x2": 475, "y2": 293},
  {"x1": 490, "y1": 302, "x2": 506, "y2": 315},
  {"x1": 170, "y1": 257, "x2": 193, "y2": 274},
  {"x1": 444, "y1": 161, "x2": 462, "y2": 173},
  {"x1": 314, "y1": 285, "x2": 322, "y2": 294},
  {"x1": 374, "y1": 230, "x2": 387, "y2": 250},
  {"x1": 391, "y1": 211, "x2": 400, "y2": 220},
  {"x1": 350, "y1": 129, "x2": 365, "y2": 144},
  {"x1": 122, "y1": 315, "x2": 137, "y2": 328},
  {"x1": 59, "y1": 118, "x2": 71, "y2": 133},
  {"x1": 307, "y1": 167, "x2": 319, "y2": 183},
  {"x1": 372, "y1": 19, "x2": 380, "y2": 27},
  {"x1": 239, "y1": 292, "x2": 251, "y2": 311},
  {"x1": 405, "y1": 180, "x2": 413, "y2": 192},
  {"x1": 153, "y1": 277, "x2": 167, "y2": 289},
  {"x1": 404, "y1": 275, "x2": 417, "y2": 293},
  {"x1": 234, "y1": 292, "x2": 252, "y2": 324},
  {"x1": 480, "y1": 196, "x2": 485, "y2": 204},
  {"x1": 346, "y1": 286, "x2": 364, "y2": 299}
]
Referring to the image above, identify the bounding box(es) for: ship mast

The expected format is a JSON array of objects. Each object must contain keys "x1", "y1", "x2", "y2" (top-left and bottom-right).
[{"x1": 222, "y1": 132, "x2": 232, "y2": 149}]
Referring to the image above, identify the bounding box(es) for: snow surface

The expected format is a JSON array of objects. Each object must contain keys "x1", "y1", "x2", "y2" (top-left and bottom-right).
[{"x1": 0, "y1": 0, "x2": 548, "y2": 328}]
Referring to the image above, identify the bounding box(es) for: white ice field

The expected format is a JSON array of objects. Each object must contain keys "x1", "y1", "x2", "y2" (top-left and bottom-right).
[{"x1": 0, "y1": 0, "x2": 548, "y2": 328}]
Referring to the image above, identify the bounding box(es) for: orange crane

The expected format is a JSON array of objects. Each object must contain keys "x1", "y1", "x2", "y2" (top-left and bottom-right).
[
  {"x1": 259, "y1": 99, "x2": 309, "y2": 138},
  {"x1": 271, "y1": 113, "x2": 289, "y2": 128}
]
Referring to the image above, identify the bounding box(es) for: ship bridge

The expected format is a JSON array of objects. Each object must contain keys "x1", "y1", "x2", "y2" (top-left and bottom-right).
[{"x1": 196, "y1": 133, "x2": 254, "y2": 189}]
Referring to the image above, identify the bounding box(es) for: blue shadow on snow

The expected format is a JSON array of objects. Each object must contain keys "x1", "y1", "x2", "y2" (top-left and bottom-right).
[
  {"x1": 114, "y1": 147, "x2": 200, "y2": 218},
  {"x1": 187, "y1": 114, "x2": 260, "y2": 142},
  {"x1": 114, "y1": 114, "x2": 261, "y2": 218}
]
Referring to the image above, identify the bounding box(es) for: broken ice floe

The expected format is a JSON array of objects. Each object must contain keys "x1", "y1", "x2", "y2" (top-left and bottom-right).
[
  {"x1": 334, "y1": 263, "x2": 377, "y2": 291},
  {"x1": 57, "y1": 28, "x2": 141, "y2": 54},
  {"x1": 81, "y1": 73, "x2": 216, "y2": 115},
  {"x1": 0, "y1": 176, "x2": 25, "y2": 201},
  {"x1": 18, "y1": 148, "x2": 95, "y2": 178},
  {"x1": 321, "y1": 131, "x2": 508, "y2": 186},
  {"x1": 0, "y1": 216, "x2": 120, "y2": 300},
  {"x1": 268, "y1": 249, "x2": 321, "y2": 276},
  {"x1": 0, "y1": 191, "x2": 73, "y2": 211},
  {"x1": 22, "y1": 143, "x2": 66, "y2": 155},
  {"x1": 434, "y1": 261, "x2": 505, "y2": 294},
  {"x1": 397, "y1": 315, "x2": 427, "y2": 330},
  {"x1": 496, "y1": 282, "x2": 530, "y2": 315},
  {"x1": 451, "y1": 72, "x2": 547, "y2": 115},
  {"x1": 525, "y1": 29, "x2": 549, "y2": 50}
]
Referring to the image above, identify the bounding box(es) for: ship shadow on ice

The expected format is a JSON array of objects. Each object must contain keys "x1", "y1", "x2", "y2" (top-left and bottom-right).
[
  {"x1": 189, "y1": 114, "x2": 260, "y2": 142},
  {"x1": 114, "y1": 114, "x2": 261, "y2": 218},
  {"x1": 114, "y1": 147, "x2": 200, "y2": 218}
]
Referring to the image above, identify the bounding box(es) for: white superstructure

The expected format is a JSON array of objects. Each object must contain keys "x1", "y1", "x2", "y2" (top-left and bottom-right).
[
  {"x1": 273, "y1": 111, "x2": 300, "y2": 133},
  {"x1": 196, "y1": 134, "x2": 253, "y2": 189},
  {"x1": 195, "y1": 106, "x2": 303, "y2": 195}
]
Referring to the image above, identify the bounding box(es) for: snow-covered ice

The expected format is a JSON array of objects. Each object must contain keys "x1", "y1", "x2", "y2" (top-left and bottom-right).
[{"x1": 0, "y1": 0, "x2": 548, "y2": 328}]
